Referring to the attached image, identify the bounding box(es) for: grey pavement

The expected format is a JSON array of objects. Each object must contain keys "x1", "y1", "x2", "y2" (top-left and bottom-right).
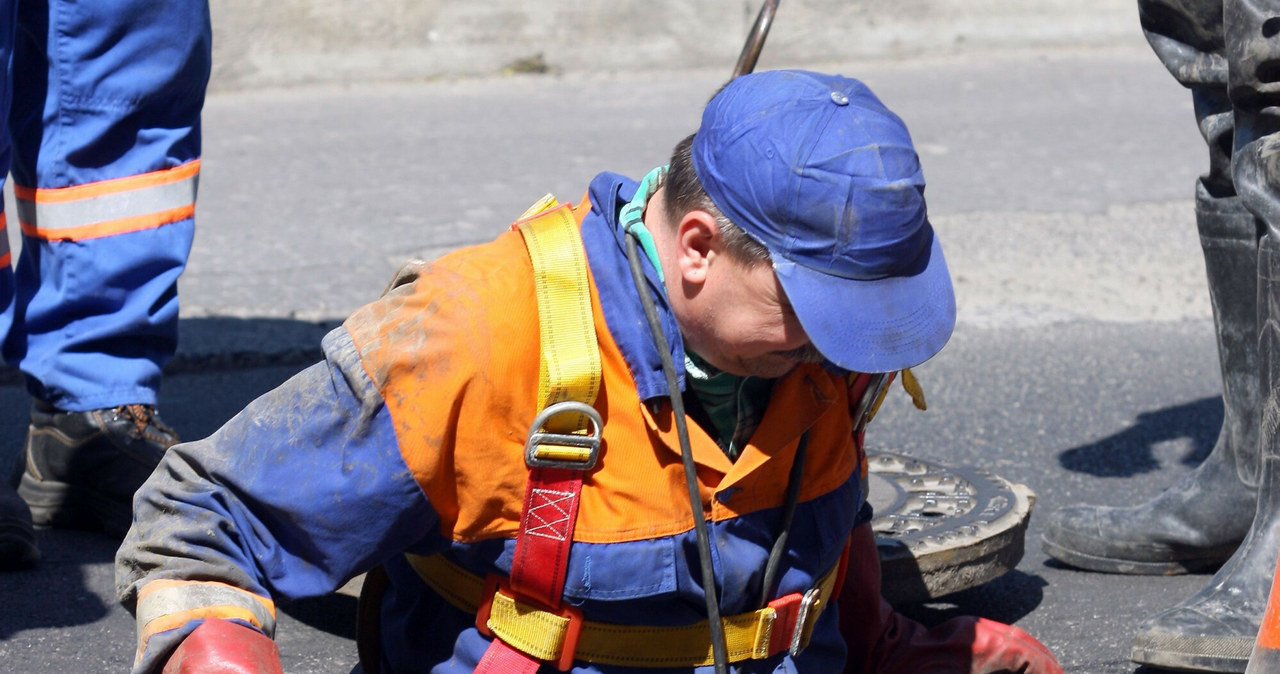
[
  {"x1": 206, "y1": 0, "x2": 1141, "y2": 92},
  {"x1": 173, "y1": 36, "x2": 1208, "y2": 358},
  {"x1": 0, "y1": 20, "x2": 1251, "y2": 674}
]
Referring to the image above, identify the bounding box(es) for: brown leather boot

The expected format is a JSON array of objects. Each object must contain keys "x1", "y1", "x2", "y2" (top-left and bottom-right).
[{"x1": 14, "y1": 400, "x2": 178, "y2": 537}]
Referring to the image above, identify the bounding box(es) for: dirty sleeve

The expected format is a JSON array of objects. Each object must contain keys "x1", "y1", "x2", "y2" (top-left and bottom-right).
[{"x1": 114, "y1": 326, "x2": 438, "y2": 673}]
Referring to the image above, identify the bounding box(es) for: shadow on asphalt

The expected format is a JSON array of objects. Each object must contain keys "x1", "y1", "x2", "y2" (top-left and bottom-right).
[
  {"x1": 167, "y1": 316, "x2": 338, "y2": 375},
  {"x1": 894, "y1": 569, "x2": 1050, "y2": 627},
  {"x1": 0, "y1": 528, "x2": 117, "y2": 640},
  {"x1": 1056, "y1": 396, "x2": 1222, "y2": 478},
  {"x1": 0, "y1": 316, "x2": 337, "y2": 388}
]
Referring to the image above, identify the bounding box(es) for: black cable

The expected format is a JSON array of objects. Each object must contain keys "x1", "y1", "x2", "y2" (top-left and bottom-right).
[
  {"x1": 757, "y1": 432, "x2": 808, "y2": 609},
  {"x1": 624, "y1": 234, "x2": 730, "y2": 674}
]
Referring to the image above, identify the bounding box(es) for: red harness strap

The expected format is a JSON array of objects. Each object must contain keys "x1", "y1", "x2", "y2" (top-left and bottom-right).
[
  {"x1": 509, "y1": 466, "x2": 585, "y2": 608},
  {"x1": 476, "y1": 637, "x2": 542, "y2": 672},
  {"x1": 475, "y1": 463, "x2": 589, "y2": 673}
]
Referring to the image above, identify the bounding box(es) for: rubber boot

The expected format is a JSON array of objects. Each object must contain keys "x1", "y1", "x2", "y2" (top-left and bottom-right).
[
  {"x1": 1041, "y1": 185, "x2": 1262, "y2": 574},
  {"x1": 1130, "y1": 235, "x2": 1280, "y2": 672}
]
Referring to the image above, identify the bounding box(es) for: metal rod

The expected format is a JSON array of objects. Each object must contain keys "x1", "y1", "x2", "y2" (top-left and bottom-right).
[{"x1": 732, "y1": 0, "x2": 780, "y2": 78}]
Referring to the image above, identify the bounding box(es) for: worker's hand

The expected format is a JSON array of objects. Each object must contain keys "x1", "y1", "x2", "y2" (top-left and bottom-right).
[
  {"x1": 849, "y1": 608, "x2": 1063, "y2": 674},
  {"x1": 838, "y1": 523, "x2": 1062, "y2": 674},
  {"x1": 964, "y1": 616, "x2": 1062, "y2": 674},
  {"x1": 161, "y1": 618, "x2": 283, "y2": 674}
]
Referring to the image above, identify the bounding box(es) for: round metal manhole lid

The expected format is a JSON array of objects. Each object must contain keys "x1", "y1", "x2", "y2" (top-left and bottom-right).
[{"x1": 867, "y1": 450, "x2": 1035, "y2": 606}]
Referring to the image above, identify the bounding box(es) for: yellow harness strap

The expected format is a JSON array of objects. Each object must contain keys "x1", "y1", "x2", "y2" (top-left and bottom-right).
[
  {"x1": 404, "y1": 193, "x2": 610, "y2": 668},
  {"x1": 408, "y1": 554, "x2": 840, "y2": 668},
  {"x1": 513, "y1": 195, "x2": 601, "y2": 436}
]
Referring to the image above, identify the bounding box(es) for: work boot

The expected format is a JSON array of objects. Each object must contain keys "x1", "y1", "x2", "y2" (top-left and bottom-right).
[
  {"x1": 1130, "y1": 234, "x2": 1280, "y2": 672},
  {"x1": 13, "y1": 400, "x2": 178, "y2": 537},
  {"x1": 0, "y1": 479, "x2": 38, "y2": 568},
  {"x1": 1042, "y1": 186, "x2": 1262, "y2": 574}
]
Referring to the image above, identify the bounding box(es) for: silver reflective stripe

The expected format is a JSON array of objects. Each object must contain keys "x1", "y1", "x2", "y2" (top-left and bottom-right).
[
  {"x1": 136, "y1": 582, "x2": 276, "y2": 639},
  {"x1": 16, "y1": 172, "x2": 198, "y2": 232}
]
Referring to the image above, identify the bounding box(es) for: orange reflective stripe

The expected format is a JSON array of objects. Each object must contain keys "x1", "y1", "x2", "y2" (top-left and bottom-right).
[
  {"x1": 16, "y1": 160, "x2": 199, "y2": 241},
  {"x1": 136, "y1": 605, "x2": 267, "y2": 666},
  {"x1": 142, "y1": 605, "x2": 266, "y2": 641},
  {"x1": 13, "y1": 159, "x2": 200, "y2": 204},
  {"x1": 135, "y1": 578, "x2": 275, "y2": 639}
]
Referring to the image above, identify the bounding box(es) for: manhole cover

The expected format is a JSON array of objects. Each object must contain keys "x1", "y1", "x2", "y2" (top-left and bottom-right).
[{"x1": 867, "y1": 450, "x2": 1035, "y2": 606}]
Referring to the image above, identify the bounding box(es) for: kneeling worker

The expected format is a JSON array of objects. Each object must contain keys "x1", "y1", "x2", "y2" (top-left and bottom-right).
[{"x1": 115, "y1": 69, "x2": 1061, "y2": 674}]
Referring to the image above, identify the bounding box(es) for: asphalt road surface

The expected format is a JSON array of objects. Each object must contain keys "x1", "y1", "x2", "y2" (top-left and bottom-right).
[{"x1": 0, "y1": 40, "x2": 1245, "y2": 673}]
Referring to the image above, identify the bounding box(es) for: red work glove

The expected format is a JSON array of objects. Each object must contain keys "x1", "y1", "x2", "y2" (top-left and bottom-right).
[
  {"x1": 965, "y1": 616, "x2": 1060, "y2": 673},
  {"x1": 839, "y1": 524, "x2": 1062, "y2": 674},
  {"x1": 161, "y1": 619, "x2": 283, "y2": 674},
  {"x1": 900, "y1": 614, "x2": 1063, "y2": 674}
]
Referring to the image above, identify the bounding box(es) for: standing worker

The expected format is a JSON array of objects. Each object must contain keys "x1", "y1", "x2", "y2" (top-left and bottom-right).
[
  {"x1": 0, "y1": 0, "x2": 211, "y2": 567},
  {"x1": 1042, "y1": 1, "x2": 1280, "y2": 671},
  {"x1": 115, "y1": 70, "x2": 1062, "y2": 673}
]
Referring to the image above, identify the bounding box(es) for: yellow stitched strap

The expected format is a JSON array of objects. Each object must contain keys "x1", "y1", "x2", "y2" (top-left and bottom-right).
[
  {"x1": 515, "y1": 201, "x2": 602, "y2": 436},
  {"x1": 406, "y1": 554, "x2": 839, "y2": 667},
  {"x1": 486, "y1": 591, "x2": 574, "y2": 662}
]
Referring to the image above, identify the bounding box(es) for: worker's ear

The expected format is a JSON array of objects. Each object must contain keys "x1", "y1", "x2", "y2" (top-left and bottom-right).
[{"x1": 673, "y1": 209, "x2": 722, "y2": 286}]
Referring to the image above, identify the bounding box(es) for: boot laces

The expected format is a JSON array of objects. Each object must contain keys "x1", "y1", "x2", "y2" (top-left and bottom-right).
[{"x1": 115, "y1": 404, "x2": 176, "y2": 439}]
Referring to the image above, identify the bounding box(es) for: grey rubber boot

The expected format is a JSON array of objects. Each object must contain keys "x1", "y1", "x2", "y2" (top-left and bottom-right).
[
  {"x1": 1130, "y1": 235, "x2": 1280, "y2": 672},
  {"x1": 1041, "y1": 185, "x2": 1262, "y2": 574}
]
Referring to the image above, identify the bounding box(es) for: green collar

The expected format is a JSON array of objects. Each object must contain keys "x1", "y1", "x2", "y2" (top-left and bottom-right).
[{"x1": 620, "y1": 165, "x2": 667, "y2": 282}]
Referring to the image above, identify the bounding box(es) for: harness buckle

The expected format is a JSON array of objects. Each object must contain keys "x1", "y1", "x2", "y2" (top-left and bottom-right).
[
  {"x1": 551, "y1": 603, "x2": 585, "y2": 671},
  {"x1": 474, "y1": 574, "x2": 503, "y2": 639},
  {"x1": 789, "y1": 587, "x2": 823, "y2": 657},
  {"x1": 475, "y1": 573, "x2": 585, "y2": 671},
  {"x1": 525, "y1": 401, "x2": 603, "y2": 470}
]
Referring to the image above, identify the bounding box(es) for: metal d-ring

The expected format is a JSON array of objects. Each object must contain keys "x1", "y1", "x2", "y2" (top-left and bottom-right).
[{"x1": 524, "y1": 400, "x2": 603, "y2": 470}]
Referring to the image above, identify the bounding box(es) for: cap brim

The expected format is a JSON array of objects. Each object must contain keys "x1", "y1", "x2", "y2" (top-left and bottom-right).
[{"x1": 774, "y1": 233, "x2": 956, "y2": 373}]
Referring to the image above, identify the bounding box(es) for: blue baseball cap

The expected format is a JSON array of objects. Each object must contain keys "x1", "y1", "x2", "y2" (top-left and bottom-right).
[{"x1": 692, "y1": 69, "x2": 955, "y2": 373}]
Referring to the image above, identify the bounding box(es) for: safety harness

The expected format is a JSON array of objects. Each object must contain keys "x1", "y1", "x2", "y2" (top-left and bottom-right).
[
  {"x1": 409, "y1": 552, "x2": 841, "y2": 669},
  {"x1": 359, "y1": 194, "x2": 911, "y2": 672}
]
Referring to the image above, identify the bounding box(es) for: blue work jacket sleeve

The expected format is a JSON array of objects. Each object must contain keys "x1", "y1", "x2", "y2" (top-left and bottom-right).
[{"x1": 115, "y1": 326, "x2": 439, "y2": 673}]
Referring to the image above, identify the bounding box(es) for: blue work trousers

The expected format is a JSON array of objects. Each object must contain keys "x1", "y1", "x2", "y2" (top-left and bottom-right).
[{"x1": 0, "y1": 0, "x2": 210, "y2": 411}]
